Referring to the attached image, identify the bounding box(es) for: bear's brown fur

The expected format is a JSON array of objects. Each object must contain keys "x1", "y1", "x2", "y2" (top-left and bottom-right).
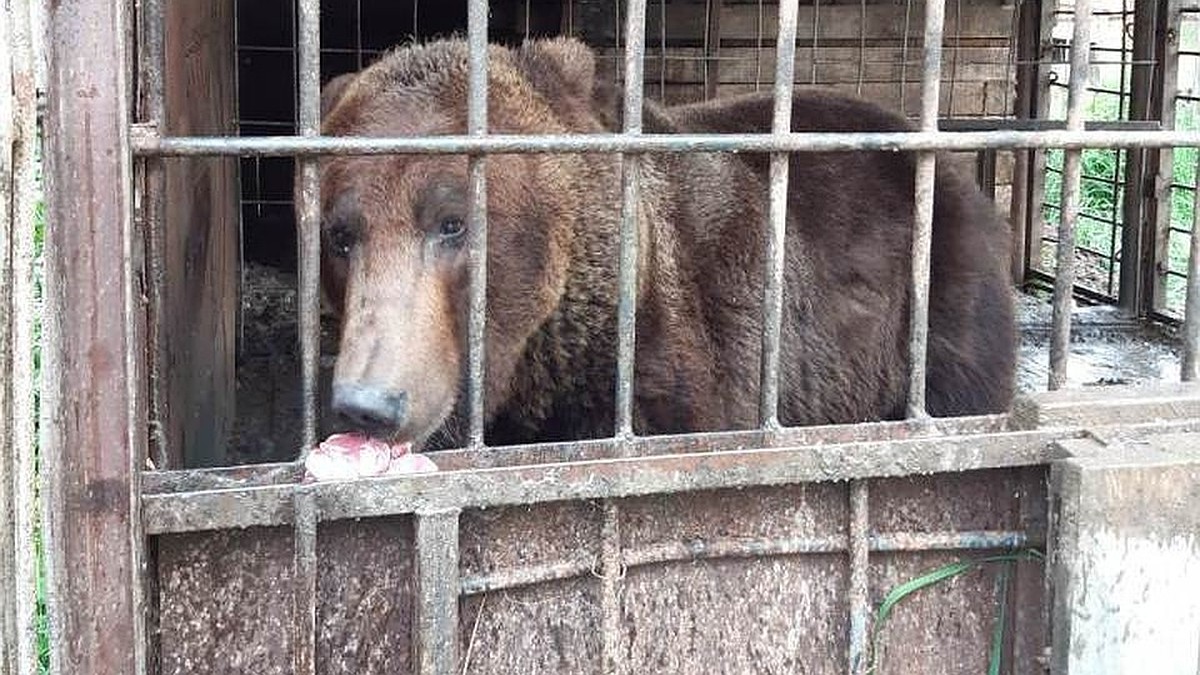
[{"x1": 307, "y1": 37, "x2": 1016, "y2": 449}]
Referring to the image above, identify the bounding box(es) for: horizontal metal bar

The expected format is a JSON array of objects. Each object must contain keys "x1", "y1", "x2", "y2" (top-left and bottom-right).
[
  {"x1": 146, "y1": 414, "x2": 1010, "y2": 495},
  {"x1": 131, "y1": 129, "x2": 1200, "y2": 157},
  {"x1": 458, "y1": 529, "x2": 1036, "y2": 596},
  {"x1": 143, "y1": 428, "x2": 1068, "y2": 535},
  {"x1": 938, "y1": 119, "x2": 1160, "y2": 132}
]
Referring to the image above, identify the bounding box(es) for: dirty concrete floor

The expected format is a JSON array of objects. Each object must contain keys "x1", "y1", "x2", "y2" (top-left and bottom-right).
[{"x1": 227, "y1": 262, "x2": 1184, "y2": 465}]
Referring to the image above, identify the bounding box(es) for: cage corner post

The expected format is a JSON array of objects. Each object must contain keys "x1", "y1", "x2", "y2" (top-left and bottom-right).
[
  {"x1": 41, "y1": 0, "x2": 148, "y2": 671},
  {"x1": 1047, "y1": 436, "x2": 1200, "y2": 675}
]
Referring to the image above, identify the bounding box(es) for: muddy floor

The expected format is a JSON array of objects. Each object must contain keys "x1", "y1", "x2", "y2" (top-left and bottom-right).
[{"x1": 226, "y1": 262, "x2": 1184, "y2": 466}]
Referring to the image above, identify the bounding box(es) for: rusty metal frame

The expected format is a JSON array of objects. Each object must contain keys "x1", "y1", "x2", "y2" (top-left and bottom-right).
[{"x1": 26, "y1": 0, "x2": 1200, "y2": 673}]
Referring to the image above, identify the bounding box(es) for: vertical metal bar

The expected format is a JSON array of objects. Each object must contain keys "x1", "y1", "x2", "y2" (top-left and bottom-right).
[
  {"x1": 42, "y1": 0, "x2": 142, "y2": 669},
  {"x1": 1182, "y1": 153, "x2": 1200, "y2": 380},
  {"x1": 1118, "y1": 0, "x2": 1161, "y2": 314},
  {"x1": 138, "y1": 0, "x2": 168, "y2": 471},
  {"x1": 413, "y1": 509, "x2": 461, "y2": 675},
  {"x1": 615, "y1": 0, "x2": 648, "y2": 439},
  {"x1": 704, "y1": 0, "x2": 722, "y2": 101},
  {"x1": 900, "y1": 0, "x2": 914, "y2": 115},
  {"x1": 3, "y1": 0, "x2": 41, "y2": 671},
  {"x1": 291, "y1": 488, "x2": 319, "y2": 675},
  {"x1": 356, "y1": 0, "x2": 364, "y2": 70},
  {"x1": 1049, "y1": 0, "x2": 1094, "y2": 390},
  {"x1": 947, "y1": 0, "x2": 963, "y2": 116},
  {"x1": 905, "y1": 0, "x2": 946, "y2": 418},
  {"x1": 810, "y1": 0, "x2": 820, "y2": 85},
  {"x1": 759, "y1": 0, "x2": 800, "y2": 430},
  {"x1": 0, "y1": 7, "x2": 15, "y2": 664},
  {"x1": 660, "y1": 0, "x2": 667, "y2": 100},
  {"x1": 297, "y1": 0, "x2": 322, "y2": 450},
  {"x1": 599, "y1": 501, "x2": 624, "y2": 675},
  {"x1": 524, "y1": 0, "x2": 531, "y2": 39},
  {"x1": 847, "y1": 480, "x2": 870, "y2": 675},
  {"x1": 466, "y1": 0, "x2": 489, "y2": 448},
  {"x1": 1150, "y1": 0, "x2": 1182, "y2": 316},
  {"x1": 755, "y1": 0, "x2": 764, "y2": 90},
  {"x1": 856, "y1": 0, "x2": 867, "y2": 95}
]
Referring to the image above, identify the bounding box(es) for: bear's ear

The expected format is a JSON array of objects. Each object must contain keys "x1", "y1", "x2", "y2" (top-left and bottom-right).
[
  {"x1": 515, "y1": 37, "x2": 596, "y2": 104},
  {"x1": 321, "y1": 72, "x2": 359, "y2": 120}
]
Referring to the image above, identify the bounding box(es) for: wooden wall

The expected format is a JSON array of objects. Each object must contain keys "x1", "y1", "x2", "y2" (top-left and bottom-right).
[
  {"x1": 158, "y1": 0, "x2": 240, "y2": 467},
  {"x1": 572, "y1": 0, "x2": 1019, "y2": 210}
]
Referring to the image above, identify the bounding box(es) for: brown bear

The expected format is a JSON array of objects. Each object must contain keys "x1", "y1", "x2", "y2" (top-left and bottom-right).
[{"x1": 307, "y1": 36, "x2": 1016, "y2": 450}]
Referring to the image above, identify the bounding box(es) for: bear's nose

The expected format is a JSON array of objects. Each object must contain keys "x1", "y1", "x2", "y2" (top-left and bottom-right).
[{"x1": 332, "y1": 383, "x2": 409, "y2": 433}]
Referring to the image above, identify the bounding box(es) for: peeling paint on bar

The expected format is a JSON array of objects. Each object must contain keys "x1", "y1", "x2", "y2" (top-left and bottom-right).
[
  {"x1": 1048, "y1": 0, "x2": 1094, "y2": 390},
  {"x1": 296, "y1": 0, "x2": 322, "y2": 450},
  {"x1": 465, "y1": 0, "x2": 489, "y2": 449},
  {"x1": 847, "y1": 480, "x2": 870, "y2": 675},
  {"x1": 614, "y1": 0, "x2": 647, "y2": 439},
  {"x1": 905, "y1": 0, "x2": 945, "y2": 419},
  {"x1": 759, "y1": 0, "x2": 799, "y2": 429}
]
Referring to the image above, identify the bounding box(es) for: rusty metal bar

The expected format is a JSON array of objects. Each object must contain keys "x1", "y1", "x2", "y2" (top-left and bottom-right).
[
  {"x1": 759, "y1": 0, "x2": 799, "y2": 429},
  {"x1": 1183, "y1": 153, "x2": 1200, "y2": 380},
  {"x1": 467, "y1": 0, "x2": 490, "y2": 448},
  {"x1": 905, "y1": 0, "x2": 945, "y2": 419},
  {"x1": 136, "y1": 0, "x2": 168, "y2": 470},
  {"x1": 413, "y1": 509, "x2": 461, "y2": 675},
  {"x1": 847, "y1": 480, "x2": 870, "y2": 675},
  {"x1": 291, "y1": 488, "x2": 319, "y2": 675},
  {"x1": 296, "y1": 0, "x2": 321, "y2": 450},
  {"x1": 459, "y1": 529, "x2": 1033, "y2": 596},
  {"x1": 144, "y1": 427, "x2": 1064, "y2": 535},
  {"x1": 41, "y1": 0, "x2": 142, "y2": 669},
  {"x1": 614, "y1": 0, "x2": 647, "y2": 439},
  {"x1": 1049, "y1": 0, "x2": 1095, "y2": 390},
  {"x1": 599, "y1": 500, "x2": 624, "y2": 674},
  {"x1": 131, "y1": 129, "x2": 1200, "y2": 157},
  {"x1": 145, "y1": 413, "x2": 1008, "y2": 493}
]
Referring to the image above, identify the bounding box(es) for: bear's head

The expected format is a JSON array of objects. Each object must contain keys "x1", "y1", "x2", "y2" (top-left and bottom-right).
[{"x1": 307, "y1": 37, "x2": 607, "y2": 447}]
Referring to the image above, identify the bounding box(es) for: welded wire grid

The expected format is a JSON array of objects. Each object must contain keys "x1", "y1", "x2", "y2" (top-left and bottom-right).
[{"x1": 1038, "y1": 0, "x2": 1136, "y2": 300}]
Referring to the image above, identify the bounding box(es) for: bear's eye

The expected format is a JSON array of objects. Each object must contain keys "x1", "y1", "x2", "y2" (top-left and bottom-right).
[
  {"x1": 327, "y1": 225, "x2": 356, "y2": 258},
  {"x1": 437, "y1": 217, "x2": 466, "y2": 243}
]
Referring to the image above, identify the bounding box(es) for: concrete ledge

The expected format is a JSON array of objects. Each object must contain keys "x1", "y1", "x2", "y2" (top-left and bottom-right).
[{"x1": 1013, "y1": 382, "x2": 1200, "y2": 430}]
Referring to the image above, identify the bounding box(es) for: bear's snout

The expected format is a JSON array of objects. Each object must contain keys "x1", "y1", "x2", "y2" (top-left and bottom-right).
[{"x1": 332, "y1": 382, "x2": 410, "y2": 436}]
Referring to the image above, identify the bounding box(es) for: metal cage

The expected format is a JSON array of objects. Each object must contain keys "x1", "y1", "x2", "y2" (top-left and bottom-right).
[{"x1": 4, "y1": 0, "x2": 1200, "y2": 674}]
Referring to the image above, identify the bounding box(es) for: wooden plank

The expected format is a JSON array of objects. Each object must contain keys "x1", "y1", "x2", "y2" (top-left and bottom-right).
[
  {"x1": 605, "y1": 46, "x2": 1015, "y2": 86},
  {"x1": 642, "y1": 1, "x2": 1015, "y2": 43},
  {"x1": 158, "y1": 0, "x2": 239, "y2": 468},
  {"x1": 41, "y1": 0, "x2": 144, "y2": 672}
]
